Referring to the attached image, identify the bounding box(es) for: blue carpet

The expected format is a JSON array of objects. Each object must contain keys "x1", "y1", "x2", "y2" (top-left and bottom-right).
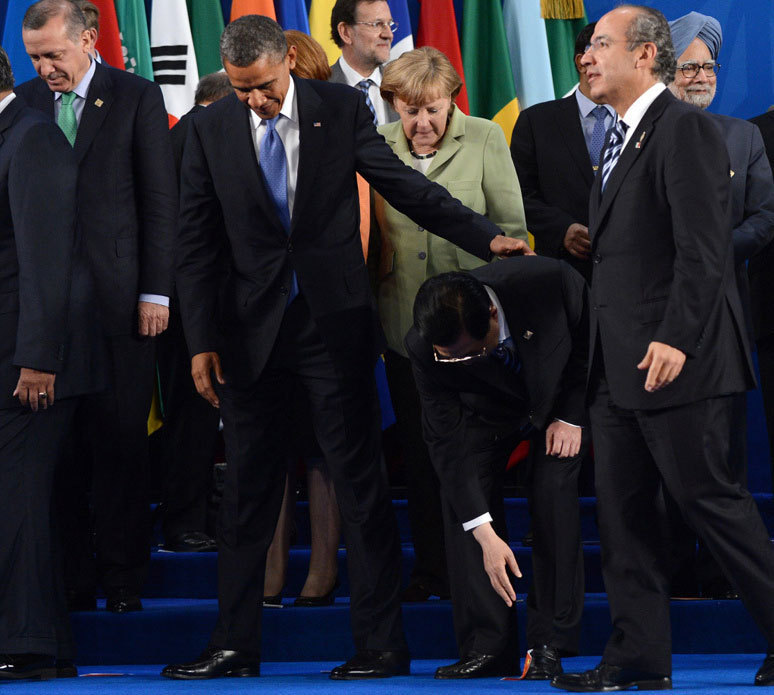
[{"x1": 3, "y1": 656, "x2": 768, "y2": 693}]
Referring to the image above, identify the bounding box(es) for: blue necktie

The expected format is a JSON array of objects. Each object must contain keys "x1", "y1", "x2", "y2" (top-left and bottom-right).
[
  {"x1": 260, "y1": 116, "x2": 298, "y2": 302},
  {"x1": 492, "y1": 336, "x2": 520, "y2": 373},
  {"x1": 588, "y1": 105, "x2": 609, "y2": 170},
  {"x1": 357, "y1": 79, "x2": 378, "y2": 126},
  {"x1": 600, "y1": 119, "x2": 628, "y2": 193}
]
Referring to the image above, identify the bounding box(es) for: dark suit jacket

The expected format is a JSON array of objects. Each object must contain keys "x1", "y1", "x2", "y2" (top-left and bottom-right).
[
  {"x1": 589, "y1": 89, "x2": 753, "y2": 410},
  {"x1": 329, "y1": 59, "x2": 398, "y2": 124},
  {"x1": 709, "y1": 114, "x2": 774, "y2": 341},
  {"x1": 16, "y1": 62, "x2": 178, "y2": 336},
  {"x1": 510, "y1": 94, "x2": 595, "y2": 280},
  {"x1": 404, "y1": 256, "x2": 588, "y2": 523},
  {"x1": 748, "y1": 110, "x2": 774, "y2": 341},
  {"x1": 170, "y1": 103, "x2": 205, "y2": 180},
  {"x1": 176, "y1": 77, "x2": 502, "y2": 384},
  {"x1": 0, "y1": 97, "x2": 105, "y2": 409}
]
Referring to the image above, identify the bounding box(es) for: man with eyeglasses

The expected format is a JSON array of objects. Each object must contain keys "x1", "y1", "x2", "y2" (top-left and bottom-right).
[
  {"x1": 662, "y1": 11, "x2": 774, "y2": 602},
  {"x1": 405, "y1": 256, "x2": 587, "y2": 680},
  {"x1": 329, "y1": 0, "x2": 398, "y2": 125}
]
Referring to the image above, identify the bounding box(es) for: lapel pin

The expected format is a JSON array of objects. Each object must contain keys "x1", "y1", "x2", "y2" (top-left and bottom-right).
[
  {"x1": 730, "y1": 169, "x2": 735, "y2": 178},
  {"x1": 94, "y1": 98, "x2": 104, "y2": 107},
  {"x1": 522, "y1": 330, "x2": 534, "y2": 340},
  {"x1": 313, "y1": 121, "x2": 322, "y2": 127},
  {"x1": 634, "y1": 131, "x2": 646, "y2": 149}
]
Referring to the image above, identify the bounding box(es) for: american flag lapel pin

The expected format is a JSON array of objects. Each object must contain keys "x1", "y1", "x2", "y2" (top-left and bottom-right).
[
  {"x1": 313, "y1": 121, "x2": 322, "y2": 127},
  {"x1": 522, "y1": 330, "x2": 534, "y2": 340},
  {"x1": 94, "y1": 98, "x2": 104, "y2": 107},
  {"x1": 635, "y1": 131, "x2": 646, "y2": 149}
]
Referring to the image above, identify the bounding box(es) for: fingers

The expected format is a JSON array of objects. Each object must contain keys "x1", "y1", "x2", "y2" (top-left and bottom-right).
[
  {"x1": 193, "y1": 369, "x2": 220, "y2": 408},
  {"x1": 213, "y1": 355, "x2": 226, "y2": 385},
  {"x1": 138, "y1": 312, "x2": 150, "y2": 336},
  {"x1": 489, "y1": 562, "x2": 516, "y2": 607},
  {"x1": 545, "y1": 427, "x2": 554, "y2": 455},
  {"x1": 640, "y1": 344, "x2": 686, "y2": 392},
  {"x1": 637, "y1": 345, "x2": 654, "y2": 371},
  {"x1": 506, "y1": 549, "x2": 522, "y2": 579}
]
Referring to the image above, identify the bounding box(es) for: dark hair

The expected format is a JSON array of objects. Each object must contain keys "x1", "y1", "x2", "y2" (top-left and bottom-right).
[
  {"x1": 74, "y1": 0, "x2": 98, "y2": 32},
  {"x1": 220, "y1": 14, "x2": 287, "y2": 67},
  {"x1": 330, "y1": 0, "x2": 382, "y2": 48},
  {"x1": 621, "y1": 5, "x2": 676, "y2": 85},
  {"x1": 575, "y1": 22, "x2": 596, "y2": 58},
  {"x1": 413, "y1": 272, "x2": 491, "y2": 346},
  {"x1": 0, "y1": 47, "x2": 14, "y2": 91},
  {"x1": 195, "y1": 71, "x2": 232, "y2": 105},
  {"x1": 23, "y1": 0, "x2": 87, "y2": 43}
]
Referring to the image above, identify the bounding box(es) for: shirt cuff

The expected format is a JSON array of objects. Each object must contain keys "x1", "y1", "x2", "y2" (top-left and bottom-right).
[
  {"x1": 554, "y1": 418, "x2": 581, "y2": 428},
  {"x1": 462, "y1": 512, "x2": 493, "y2": 532},
  {"x1": 139, "y1": 294, "x2": 170, "y2": 307}
]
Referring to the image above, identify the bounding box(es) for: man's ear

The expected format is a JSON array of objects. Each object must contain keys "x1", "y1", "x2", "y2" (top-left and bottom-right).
[
  {"x1": 575, "y1": 53, "x2": 586, "y2": 74},
  {"x1": 337, "y1": 21, "x2": 353, "y2": 47}
]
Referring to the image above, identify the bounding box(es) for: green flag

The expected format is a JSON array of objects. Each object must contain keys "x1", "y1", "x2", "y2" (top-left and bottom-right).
[
  {"x1": 187, "y1": 0, "x2": 225, "y2": 77},
  {"x1": 545, "y1": 13, "x2": 588, "y2": 98},
  {"x1": 115, "y1": 0, "x2": 153, "y2": 80},
  {"x1": 462, "y1": 0, "x2": 520, "y2": 144}
]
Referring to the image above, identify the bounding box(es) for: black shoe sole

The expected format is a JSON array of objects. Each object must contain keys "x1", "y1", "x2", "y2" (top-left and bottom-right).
[
  {"x1": 162, "y1": 667, "x2": 261, "y2": 680},
  {"x1": 550, "y1": 678, "x2": 672, "y2": 692},
  {"x1": 0, "y1": 668, "x2": 57, "y2": 681}
]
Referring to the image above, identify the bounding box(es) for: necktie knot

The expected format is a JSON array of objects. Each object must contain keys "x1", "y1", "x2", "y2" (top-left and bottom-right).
[
  {"x1": 357, "y1": 79, "x2": 373, "y2": 91},
  {"x1": 61, "y1": 91, "x2": 76, "y2": 106},
  {"x1": 356, "y1": 80, "x2": 378, "y2": 126},
  {"x1": 592, "y1": 105, "x2": 607, "y2": 122},
  {"x1": 265, "y1": 115, "x2": 280, "y2": 132}
]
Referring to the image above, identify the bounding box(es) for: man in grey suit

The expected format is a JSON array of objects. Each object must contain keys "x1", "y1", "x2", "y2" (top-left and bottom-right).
[{"x1": 329, "y1": 0, "x2": 397, "y2": 125}]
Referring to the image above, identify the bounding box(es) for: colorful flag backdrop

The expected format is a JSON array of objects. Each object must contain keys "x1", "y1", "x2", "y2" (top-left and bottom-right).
[
  {"x1": 387, "y1": 0, "x2": 413, "y2": 61},
  {"x1": 92, "y1": 0, "x2": 125, "y2": 69},
  {"x1": 2, "y1": 0, "x2": 36, "y2": 85},
  {"x1": 187, "y1": 0, "x2": 224, "y2": 76},
  {"x1": 309, "y1": 0, "x2": 339, "y2": 65},
  {"x1": 543, "y1": 0, "x2": 588, "y2": 98},
  {"x1": 276, "y1": 0, "x2": 310, "y2": 33},
  {"x1": 230, "y1": 0, "x2": 275, "y2": 21},
  {"x1": 116, "y1": 0, "x2": 153, "y2": 79}
]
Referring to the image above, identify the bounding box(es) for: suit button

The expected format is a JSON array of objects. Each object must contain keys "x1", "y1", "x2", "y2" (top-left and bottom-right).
[
  {"x1": 418, "y1": 226, "x2": 424, "y2": 232},
  {"x1": 593, "y1": 304, "x2": 598, "y2": 310},
  {"x1": 593, "y1": 254, "x2": 601, "y2": 264},
  {"x1": 280, "y1": 286, "x2": 288, "y2": 295},
  {"x1": 418, "y1": 251, "x2": 427, "y2": 260},
  {"x1": 287, "y1": 241, "x2": 293, "y2": 253}
]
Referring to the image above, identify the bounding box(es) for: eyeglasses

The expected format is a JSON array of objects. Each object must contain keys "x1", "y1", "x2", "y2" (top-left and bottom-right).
[
  {"x1": 584, "y1": 37, "x2": 643, "y2": 53},
  {"x1": 433, "y1": 346, "x2": 489, "y2": 363},
  {"x1": 676, "y1": 61, "x2": 720, "y2": 78},
  {"x1": 353, "y1": 20, "x2": 398, "y2": 33}
]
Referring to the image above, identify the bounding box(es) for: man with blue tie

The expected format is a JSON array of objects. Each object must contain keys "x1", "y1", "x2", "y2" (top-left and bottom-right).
[{"x1": 163, "y1": 14, "x2": 531, "y2": 682}]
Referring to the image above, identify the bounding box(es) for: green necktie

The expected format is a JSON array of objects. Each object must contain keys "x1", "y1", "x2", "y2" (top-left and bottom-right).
[{"x1": 58, "y1": 91, "x2": 77, "y2": 146}]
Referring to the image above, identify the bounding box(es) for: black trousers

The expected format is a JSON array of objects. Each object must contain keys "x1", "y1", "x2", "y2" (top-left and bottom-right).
[
  {"x1": 0, "y1": 401, "x2": 76, "y2": 658},
  {"x1": 442, "y1": 427, "x2": 584, "y2": 658},
  {"x1": 210, "y1": 297, "x2": 406, "y2": 656},
  {"x1": 154, "y1": 306, "x2": 220, "y2": 540},
  {"x1": 757, "y1": 335, "x2": 774, "y2": 488},
  {"x1": 57, "y1": 333, "x2": 156, "y2": 594},
  {"x1": 383, "y1": 350, "x2": 448, "y2": 595},
  {"x1": 590, "y1": 375, "x2": 774, "y2": 676}
]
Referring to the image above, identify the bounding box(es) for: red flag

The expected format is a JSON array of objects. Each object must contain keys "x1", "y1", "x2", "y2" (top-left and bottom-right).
[
  {"x1": 416, "y1": 0, "x2": 468, "y2": 114},
  {"x1": 230, "y1": 0, "x2": 277, "y2": 21},
  {"x1": 91, "y1": 0, "x2": 124, "y2": 70}
]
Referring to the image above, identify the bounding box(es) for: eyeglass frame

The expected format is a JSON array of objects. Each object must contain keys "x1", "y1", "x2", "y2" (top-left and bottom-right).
[
  {"x1": 584, "y1": 37, "x2": 645, "y2": 53},
  {"x1": 433, "y1": 345, "x2": 490, "y2": 364},
  {"x1": 676, "y1": 61, "x2": 720, "y2": 78},
  {"x1": 352, "y1": 20, "x2": 398, "y2": 34}
]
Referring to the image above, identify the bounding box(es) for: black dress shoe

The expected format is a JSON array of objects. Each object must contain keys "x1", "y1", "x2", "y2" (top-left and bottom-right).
[
  {"x1": 56, "y1": 660, "x2": 78, "y2": 678},
  {"x1": 164, "y1": 532, "x2": 217, "y2": 553},
  {"x1": 435, "y1": 651, "x2": 518, "y2": 679},
  {"x1": 521, "y1": 645, "x2": 563, "y2": 680},
  {"x1": 755, "y1": 653, "x2": 774, "y2": 685},
  {"x1": 106, "y1": 589, "x2": 142, "y2": 613},
  {"x1": 294, "y1": 578, "x2": 339, "y2": 607},
  {"x1": 551, "y1": 662, "x2": 672, "y2": 691},
  {"x1": 162, "y1": 647, "x2": 260, "y2": 679},
  {"x1": 401, "y1": 579, "x2": 451, "y2": 602},
  {"x1": 0, "y1": 654, "x2": 57, "y2": 681},
  {"x1": 66, "y1": 589, "x2": 96, "y2": 612},
  {"x1": 262, "y1": 593, "x2": 283, "y2": 608},
  {"x1": 702, "y1": 580, "x2": 740, "y2": 600},
  {"x1": 329, "y1": 650, "x2": 410, "y2": 679}
]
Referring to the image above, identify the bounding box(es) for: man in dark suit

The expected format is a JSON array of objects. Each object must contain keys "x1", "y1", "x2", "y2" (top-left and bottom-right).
[
  {"x1": 510, "y1": 22, "x2": 614, "y2": 282},
  {"x1": 663, "y1": 11, "x2": 774, "y2": 600},
  {"x1": 17, "y1": 0, "x2": 177, "y2": 613},
  {"x1": 405, "y1": 257, "x2": 587, "y2": 680},
  {"x1": 162, "y1": 15, "x2": 530, "y2": 681},
  {"x1": 0, "y1": 46, "x2": 105, "y2": 680},
  {"x1": 329, "y1": 0, "x2": 397, "y2": 125},
  {"x1": 553, "y1": 6, "x2": 774, "y2": 691}
]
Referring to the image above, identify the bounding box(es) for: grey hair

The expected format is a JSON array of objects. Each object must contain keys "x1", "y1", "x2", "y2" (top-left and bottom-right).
[
  {"x1": 0, "y1": 47, "x2": 14, "y2": 91},
  {"x1": 195, "y1": 71, "x2": 233, "y2": 105},
  {"x1": 23, "y1": 0, "x2": 87, "y2": 43},
  {"x1": 620, "y1": 4, "x2": 676, "y2": 85},
  {"x1": 220, "y1": 15, "x2": 287, "y2": 68}
]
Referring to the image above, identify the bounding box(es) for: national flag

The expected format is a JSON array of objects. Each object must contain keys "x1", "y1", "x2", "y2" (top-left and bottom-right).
[
  {"x1": 187, "y1": 0, "x2": 225, "y2": 76},
  {"x1": 386, "y1": 0, "x2": 413, "y2": 61},
  {"x1": 462, "y1": 0, "x2": 520, "y2": 144},
  {"x1": 503, "y1": 0, "x2": 556, "y2": 110},
  {"x1": 416, "y1": 0, "x2": 469, "y2": 114},
  {"x1": 91, "y1": 0, "x2": 125, "y2": 69},
  {"x1": 230, "y1": 0, "x2": 275, "y2": 21},
  {"x1": 2, "y1": 1, "x2": 37, "y2": 85},
  {"x1": 150, "y1": 0, "x2": 199, "y2": 119},
  {"x1": 115, "y1": 0, "x2": 153, "y2": 79},
  {"x1": 309, "y1": 0, "x2": 340, "y2": 66},
  {"x1": 275, "y1": 0, "x2": 310, "y2": 33},
  {"x1": 542, "y1": 0, "x2": 588, "y2": 98}
]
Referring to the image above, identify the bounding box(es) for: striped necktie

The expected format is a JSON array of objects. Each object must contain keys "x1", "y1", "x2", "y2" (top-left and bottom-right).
[
  {"x1": 357, "y1": 79, "x2": 378, "y2": 126},
  {"x1": 600, "y1": 119, "x2": 628, "y2": 193},
  {"x1": 492, "y1": 336, "x2": 520, "y2": 373},
  {"x1": 58, "y1": 91, "x2": 78, "y2": 146}
]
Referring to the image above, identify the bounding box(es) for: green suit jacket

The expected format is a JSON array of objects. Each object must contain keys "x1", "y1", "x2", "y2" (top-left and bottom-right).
[{"x1": 375, "y1": 107, "x2": 528, "y2": 356}]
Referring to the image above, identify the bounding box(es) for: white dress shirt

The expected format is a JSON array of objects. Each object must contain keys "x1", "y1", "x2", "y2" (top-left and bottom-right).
[
  {"x1": 0, "y1": 91, "x2": 16, "y2": 115},
  {"x1": 337, "y1": 55, "x2": 389, "y2": 127},
  {"x1": 620, "y1": 82, "x2": 667, "y2": 149}
]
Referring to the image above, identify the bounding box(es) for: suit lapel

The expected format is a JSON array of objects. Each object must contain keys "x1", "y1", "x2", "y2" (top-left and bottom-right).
[
  {"x1": 0, "y1": 98, "x2": 24, "y2": 147},
  {"x1": 73, "y1": 62, "x2": 113, "y2": 164},
  {"x1": 291, "y1": 77, "x2": 324, "y2": 234},
  {"x1": 556, "y1": 95, "x2": 595, "y2": 188}
]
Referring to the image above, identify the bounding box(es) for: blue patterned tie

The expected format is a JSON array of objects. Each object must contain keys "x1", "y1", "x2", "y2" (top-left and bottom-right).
[
  {"x1": 600, "y1": 119, "x2": 628, "y2": 193},
  {"x1": 357, "y1": 79, "x2": 378, "y2": 126},
  {"x1": 492, "y1": 336, "x2": 520, "y2": 373},
  {"x1": 588, "y1": 105, "x2": 609, "y2": 170},
  {"x1": 260, "y1": 116, "x2": 298, "y2": 302}
]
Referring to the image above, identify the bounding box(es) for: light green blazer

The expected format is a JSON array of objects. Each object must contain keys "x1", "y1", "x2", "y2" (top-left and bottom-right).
[{"x1": 375, "y1": 106, "x2": 528, "y2": 357}]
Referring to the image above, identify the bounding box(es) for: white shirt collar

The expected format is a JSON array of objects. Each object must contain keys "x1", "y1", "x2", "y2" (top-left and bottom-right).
[
  {"x1": 338, "y1": 55, "x2": 382, "y2": 88},
  {"x1": 249, "y1": 74, "x2": 297, "y2": 130},
  {"x1": 484, "y1": 286, "x2": 510, "y2": 343},
  {"x1": 54, "y1": 56, "x2": 96, "y2": 102},
  {"x1": 620, "y1": 82, "x2": 666, "y2": 146},
  {"x1": 0, "y1": 92, "x2": 16, "y2": 115},
  {"x1": 575, "y1": 87, "x2": 615, "y2": 119}
]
